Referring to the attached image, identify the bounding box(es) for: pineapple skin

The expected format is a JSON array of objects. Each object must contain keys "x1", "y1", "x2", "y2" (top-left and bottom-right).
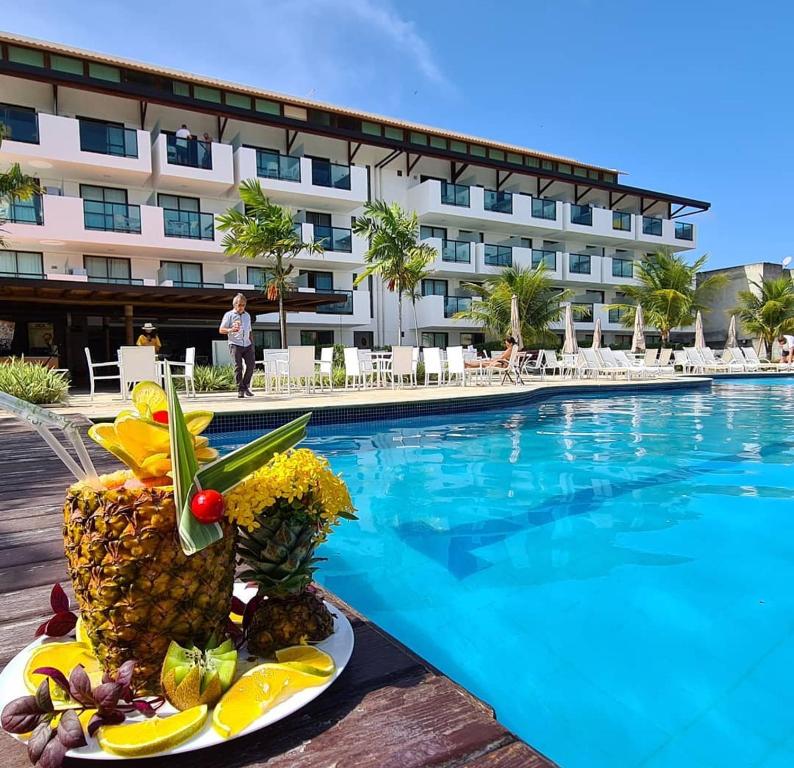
[
  {"x1": 63, "y1": 473, "x2": 236, "y2": 695},
  {"x1": 247, "y1": 591, "x2": 334, "y2": 656}
]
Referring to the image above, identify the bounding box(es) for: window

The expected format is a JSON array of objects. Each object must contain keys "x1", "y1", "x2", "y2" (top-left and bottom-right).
[
  {"x1": 310, "y1": 158, "x2": 351, "y2": 189},
  {"x1": 422, "y1": 279, "x2": 447, "y2": 296},
  {"x1": 609, "y1": 307, "x2": 628, "y2": 323},
  {"x1": 0, "y1": 190, "x2": 42, "y2": 224},
  {"x1": 584, "y1": 289, "x2": 604, "y2": 304},
  {"x1": 162, "y1": 261, "x2": 203, "y2": 286},
  {"x1": 570, "y1": 204, "x2": 592, "y2": 226},
  {"x1": 253, "y1": 329, "x2": 281, "y2": 350},
  {"x1": 255, "y1": 98, "x2": 280, "y2": 115},
  {"x1": 0, "y1": 103, "x2": 39, "y2": 144},
  {"x1": 470, "y1": 145, "x2": 486, "y2": 158},
  {"x1": 612, "y1": 258, "x2": 634, "y2": 278},
  {"x1": 0, "y1": 250, "x2": 43, "y2": 278},
  {"x1": 81, "y1": 185, "x2": 140, "y2": 233},
  {"x1": 255, "y1": 149, "x2": 301, "y2": 181},
  {"x1": 569, "y1": 254, "x2": 591, "y2": 274},
  {"x1": 247, "y1": 267, "x2": 274, "y2": 288},
  {"x1": 306, "y1": 212, "x2": 332, "y2": 228},
  {"x1": 484, "y1": 189, "x2": 513, "y2": 214},
  {"x1": 193, "y1": 85, "x2": 221, "y2": 103},
  {"x1": 421, "y1": 332, "x2": 448, "y2": 348},
  {"x1": 84, "y1": 255, "x2": 136, "y2": 285},
  {"x1": 384, "y1": 126, "x2": 403, "y2": 141},
  {"x1": 675, "y1": 222, "x2": 694, "y2": 240},
  {"x1": 440, "y1": 182, "x2": 470, "y2": 207},
  {"x1": 430, "y1": 136, "x2": 447, "y2": 149},
  {"x1": 483, "y1": 245, "x2": 512, "y2": 267},
  {"x1": 165, "y1": 133, "x2": 212, "y2": 169},
  {"x1": 410, "y1": 131, "x2": 428, "y2": 145},
  {"x1": 50, "y1": 54, "x2": 83, "y2": 75},
  {"x1": 461, "y1": 333, "x2": 485, "y2": 346},
  {"x1": 158, "y1": 194, "x2": 213, "y2": 240},
  {"x1": 531, "y1": 250, "x2": 557, "y2": 270},
  {"x1": 420, "y1": 225, "x2": 446, "y2": 240},
  {"x1": 572, "y1": 303, "x2": 594, "y2": 322},
  {"x1": 172, "y1": 81, "x2": 191, "y2": 97},
  {"x1": 225, "y1": 92, "x2": 251, "y2": 110},
  {"x1": 442, "y1": 240, "x2": 471, "y2": 263},
  {"x1": 642, "y1": 216, "x2": 663, "y2": 236},
  {"x1": 8, "y1": 46, "x2": 44, "y2": 67},
  {"x1": 301, "y1": 330, "x2": 334, "y2": 348},
  {"x1": 299, "y1": 270, "x2": 333, "y2": 290},
  {"x1": 612, "y1": 211, "x2": 632, "y2": 231},
  {"x1": 362, "y1": 121, "x2": 381, "y2": 136},
  {"x1": 79, "y1": 117, "x2": 138, "y2": 158},
  {"x1": 87, "y1": 63, "x2": 120, "y2": 82},
  {"x1": 532, "y1": 198, "x2": 557, "y2": 220}
]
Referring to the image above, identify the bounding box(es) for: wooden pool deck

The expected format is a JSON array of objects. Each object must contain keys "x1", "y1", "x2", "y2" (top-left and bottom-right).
[{"x1": 0, "y1": 412, "x2": 555, "y2": 768}]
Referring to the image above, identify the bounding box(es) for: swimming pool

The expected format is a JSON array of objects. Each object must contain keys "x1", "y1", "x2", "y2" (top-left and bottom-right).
[{"x1": 211, "y1": 379, "x2": 794, "y2": 768}]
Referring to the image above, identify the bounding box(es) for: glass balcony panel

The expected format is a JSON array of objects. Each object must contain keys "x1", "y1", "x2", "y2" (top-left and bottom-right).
[
  {"x1": 311, "y1": 159, "x2": 351, "y2": 189},
  {"x1": 612, "y1": 211, "x2": 632, "y2": 231},
  {"x1": 313, "y1": 225, "x2": 353, "y2": 252},
  {"x1": 612, "y1": 258, "x2": 634, "y2": 278},
  {"x1": 440, "y1": 181, "x2": 470, "y2": 207},
  {"x1": 83, "y1": 201, "x2": 142, "y2": 233},
  {"x1": 441, "y1": 240, "x2": 471, "y2": 263},
  {"x1": 444, "y1": 296, "x2": 473, "y2": 317},
  {"x1": 642, "y1": 216, "x2": 663, "y2": 236},
  {"x1": 166, "y1": 134, "x2": 213, "y2": 169},
  {"x1": 163, "y1": 209, "x2": 215, "y2": 240},
  {"x1": 572, "y1": 302, "x2": 594, "y2": 322},
  {"x1": 0, "y1": 104, "x2": 39, "y2": 143},
  {"x1": 571, "y1": 204, "x2": 592, "y2": 226},
  {"x1": 532, "y1": 198, "x2": 557, "y2": 220},
  {"x1": 569, "y1": 254, "x2": 592, "y2": 274},
  {"x1": 675, "y1": 222, "x2": 693, "y2": 240},
  {"x1": 531, "y1": 249, "x2": 557, "y2": 270},
  {"x1": 483, "y1": 244, "x2": 512, "y2": 267},
  {"x1": 79, "y1": 120, "x2": 138, "y2": 158},
  {"x1": 256, "y1": 150, "x2": 301, "y2": 182},
  {"x1": 609, "y1": 308, "x2": 627, "y2": 323},
  {"x1": 484, "y1": 189, "x2": 513, "y2": 214},
  {"x1": 317, "y1": 289, "x2": 354, "y2": 314},
  {"x1": 0, "y1": 251, "x2": 44, "y2": 278},
  {"x1": 0, "y1": 195, "x2": 43, "y2": 224}
]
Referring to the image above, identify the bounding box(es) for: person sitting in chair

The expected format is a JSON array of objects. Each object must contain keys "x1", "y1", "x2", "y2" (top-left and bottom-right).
[{"x1": 465, "y1": 337, "x2": 516, "y2": 368}]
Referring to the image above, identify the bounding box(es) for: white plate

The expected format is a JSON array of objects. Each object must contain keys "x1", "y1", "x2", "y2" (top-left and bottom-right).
[{"x1": 0, "y1": 583, "x2": 354, "y2": 760}]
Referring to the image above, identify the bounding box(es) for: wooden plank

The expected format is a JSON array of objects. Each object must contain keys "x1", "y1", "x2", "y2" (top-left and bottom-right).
[{"x1": 465, "y1": 740, "x2": 558, "y2": 767}]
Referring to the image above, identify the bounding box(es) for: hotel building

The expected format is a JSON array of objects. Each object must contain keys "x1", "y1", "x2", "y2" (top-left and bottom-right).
[{"x1": 0, "y1": 33, "x2": 709, "y2": 378}]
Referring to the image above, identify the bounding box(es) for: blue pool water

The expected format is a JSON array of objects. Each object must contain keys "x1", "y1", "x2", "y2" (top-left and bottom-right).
[{"x1": 211, "y1": 379, "x2": 794, "y2": 768}]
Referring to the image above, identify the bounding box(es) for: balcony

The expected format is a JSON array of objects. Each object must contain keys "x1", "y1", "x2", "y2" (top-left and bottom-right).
[
  {"x1": 531, "y1": 198, "x2": 558, "y2": 222},
  {"x1": 642, "y1": 216, "x2": 663, "y2": 237},
  {"x1": 257, "y1": 289, "x2": 370, "y2": 326},
  {"x1": 675, "y1": 222, "x2": 694, "y2": 241},
  {"x1": 483, "y1": 244, "x2": 512, "y2": 267},
  {"x1": 563, "y1": 204, "x2": 635, "y2": 244},
  {"x1": 0, "y1": 195, "x2": 43, "y2": 225},
  {"x1": 317, "y1": 289, "x2": 354, "y2": 314},
  {"x1": 442, "y1": 239, "x2": 473, "y2": 264},
  {"x1": 484, "y1": 190, "x2": 513, "y2": 214},
  {"x1": 415, "y1": 293, "x2": 482, "y2": 329},
  {"x1": 531, "y1": 249, "x2": 557, "y2": 271},
  {"x1": 0, "y1": 104, "x2": 39, "y2": 143},
  {"x1": 635, "y1": 215, "x2": 696, "y2": 249},
  {"x1": 608, "y1": 256, "x2": 636, "y2": 285},
  {"x1": 444, "y1": 295, "x2": 473, "y2": 317},
  {"x1": 234, "y1": 149, "x2": 367, "y2": 211},
  {"x1": 441, "y1": 181, "x2": 470, "y2": 207},
  {"x1": 313, "y1": 225, "x2": 352, "y2": 253},
  {"x1": 163, "y1": 209, "x2": 215, "y2": 241},
  {"x1": 0, "y1": 113, "x2": 151, "y2": 183},
  {"x1": 291, "y1": 223, "x2": 364, "y2": 267},
  {"x1": 152, "y1": 134, "x2": 234, "y2": 193},
  {"x1": 612, "y1": 211, "x2": 633, "y2": 232},
  {"x1": 83, "y1": 200, "x2": 141, "y2": 234}
]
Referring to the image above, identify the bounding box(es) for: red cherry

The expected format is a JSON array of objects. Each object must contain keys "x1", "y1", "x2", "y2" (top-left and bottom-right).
[
  {"x1": 152, "y1": 410, "x2": 169, "y2": 424},
  {"x1": 190, "y1": 490, "x2": 225, "y2": 524}
]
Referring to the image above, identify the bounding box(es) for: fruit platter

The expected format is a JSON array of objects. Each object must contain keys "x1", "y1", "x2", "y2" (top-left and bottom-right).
[{"x1": 0, "y1": 372, "x2": 357, "y2": 766}]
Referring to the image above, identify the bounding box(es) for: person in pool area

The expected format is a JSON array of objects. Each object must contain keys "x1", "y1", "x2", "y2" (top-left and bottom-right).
[
  {"x1": 220, "y1": 293, "x2": 255, "y2": 398},
  {"x1": 465, "y1": 336, "x2": 516, "y2": 368},
  {"x1": 136, "y1": 323, "x2": 161, "y2": 353},
  {"x1": 778, "y1": 334, "x2": 794, "y2": 363}
]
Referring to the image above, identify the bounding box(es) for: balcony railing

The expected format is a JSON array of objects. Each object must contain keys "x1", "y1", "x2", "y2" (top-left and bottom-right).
[
  {"x1": 440, "y1": 181, "x2": 470, "y2": 207},
  {"x1": 0, "y1": 270, "x2": 44, "y2": 279},
  {"x1": 608, "y1": 307, "x2": 627, "y2": 323},
  {"x1": 170, "y1": 280, "x2": 224, "y2": 289},
  {"x1": 532, "y1": 198, "x2": 557, "y2": 220},
  {"x1": 441, "y1": 240, "x2": 471, "y2": 263},
  {"x1": 572, "y1": 302, "x2": 594, "y2": 322},
  {"x1": 0, "y1": 105, "x2": 38, "y2": 144},
  {"x1": 317, "y1": 289, "x2": 354, "y2": 315},
  {"x1": 313, "y1": 225, "x2": 352, "y2": 253},
  {"x1": 675, "y1": 222, "x2": 694, "y2": 241},
  {"x1": 612, "y1": 211, "x2": 632, "y2": 232},
  {"x1": 256, "y1": 150, "x2": 301, "y2": 182},
  {"x1": 531, "y1": 249, "x2": 557, "y2": 270},
  {"x1": 612, "y1": 258, "x2": 634, "y2": 278},
  {"x1": 83, "y1": 200, "x2": 142, "y2": 233},
  {"x1": 642, "y1": 216, "x2": 663, "y2": 236},
  {"x1": 311, "y1": 159, "x2": 351, "y2": 190},
  {"x1": 79, "y1": 120, "x2": 138, "y2": 158},
  {"x1": 87, "y1": 275, "x2": 144, "y2": 286},
  {"x1": 444, "y1": 295, "x2": 473, "y2": 317},
  {"x1": 484, "y1": 189, "x2": 513, "y2": 214},
  {"x1": 569, "y1": 253, "x2": 592, "y2": 274},
  {"x1": 483, "y1": 244, "x2": 512, "y2": 267},
  {"x1": 570, "y1": 204, "x2": 592, "y2": 226},
  {"x1": 0, "y1": 196, "x2": 43, "y2": 225},
  {"x1": 166, "y1": 134, "x2": 212, "y2": 169},
  {"x1": 163, "y1": 209, "x2": 215, "y2": 240}
]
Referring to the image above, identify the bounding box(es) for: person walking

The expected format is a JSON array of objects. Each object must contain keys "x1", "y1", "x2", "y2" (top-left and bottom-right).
[{"x1": 220, "y1": 294, "x2": 255, "y2": 398}]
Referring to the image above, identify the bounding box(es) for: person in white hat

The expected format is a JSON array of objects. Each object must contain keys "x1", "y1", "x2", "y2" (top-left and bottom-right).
[{"x1": 136, "y1": 322, "x2": 162, "y2": 353}]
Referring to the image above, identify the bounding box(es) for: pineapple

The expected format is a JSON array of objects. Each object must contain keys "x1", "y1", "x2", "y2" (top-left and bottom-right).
[{"x1": 63, "y1": 472, "x2": 236, "y2": 695}]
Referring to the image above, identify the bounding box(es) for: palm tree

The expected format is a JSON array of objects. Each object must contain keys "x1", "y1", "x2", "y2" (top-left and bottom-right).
[
  {"x1": 217, "y1": 179, "x2": 323, "y2": 347},
  {"x1": 454, "y1": 264, "x2": 573, "y2": 346},
  {"x1": 0, "y1": 126, "x2": 37, "y2": 245},
  {"x1": 734, "y1": 276, "x2": 794, "y2": 357},
  {"x1": 352, "y1": 200, "x2": 436, "y2": 343},
  {"x1": 402, "y1": 252, "x2": 435, "y2": 345},
  {"x1": 608, "y1": 251, "x2": 726, "y2": 346}
]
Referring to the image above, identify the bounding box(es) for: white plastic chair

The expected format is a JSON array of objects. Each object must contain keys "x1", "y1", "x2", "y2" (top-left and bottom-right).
[
  {"x1": 423, "y1": 347, "x2": 445, "y2": 386},
  {"x1": 169, "y1": 347, "x2": 196, "y2": 397},
  {"x1": 118, "y1": 346, "x2": 157, "y2": 398},
  {"x1": 742, "y1": 346, "x2": 781, "y2": 370},
  {"x1": 344, "y1": 348, "x2": 368, "y2": 389},
  {"x1": 316, "y1": 346, "x2": 334, "y2": 391},
  {"x1": 84, "y1": 347, "x2": 121, "y2": 402},
  {"x1": 445, "y1": 346, "x2": 471, "y2": 386},
  {"x1": 388, "y1": 346, "x2": 415, "y2": 388},
  {"x1": 262, "y1": 349, "x2": 288, "y2": 392},
  {"x1": 286, "y1": 346, "x2": 316, "y2": 394}
]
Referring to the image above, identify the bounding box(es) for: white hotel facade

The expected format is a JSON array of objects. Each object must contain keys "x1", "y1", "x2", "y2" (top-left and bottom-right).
[{"x1": 0, "y1": 33, "x2": 709, "y2": 378}]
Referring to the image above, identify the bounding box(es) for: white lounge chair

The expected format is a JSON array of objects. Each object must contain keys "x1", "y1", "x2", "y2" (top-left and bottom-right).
[
  {"x1": 168, "y1": 347, "x2": 197, "y2": 398},
  {"x1": 742, "y1": 346, "x2": 782, "y2": 370},
  {"x1": 541, "y1": 349, "x2": 570, "y2": 379},
  {"x1": 423, "y1": 347, "x2": 445, "y2": 386},
  {"x1": 614, "y1": 350, "x2": 650, "y2": 377},
  {"x1": 701, "y1": 347, "x2": 742, "y2": 372},
  {"x1": 315, "y1": 346, "x2": 334, "y2": 391},
  {"x1": 85, "y1": 347, "x2": 122, "y2": 402},
  {"x1": 118, "y1": 346, "x2": 157, "y2": 398},
  {"x1": 575, "y1": 348, "x2": 602, "y2": 379},
  {"x1": 597, "y1": 347, "x2": 632, "y2": 378}
]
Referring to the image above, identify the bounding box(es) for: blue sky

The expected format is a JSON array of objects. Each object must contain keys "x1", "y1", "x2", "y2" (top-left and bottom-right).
[{"x1": 3, "y1": 0, "x2": 790, "y2": 268}]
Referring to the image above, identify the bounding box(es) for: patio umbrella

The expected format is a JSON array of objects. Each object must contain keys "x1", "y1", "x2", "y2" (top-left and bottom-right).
[
  {"x1": 562, "y1": 303, "x2": 578, "y2": 355},
  {"x1": 694, "y1": 310, "x2": 706, "y2": 349},
  {"x1": 592, "y1": 317, "x2": 602, "y2": 350},
  {"x1": 509, "y1": 294, "x2": 523, "y2": 350},
  {"x1": 631, "y1": 305, "x2": 646, "y2": 353},
  {"x1": 726, "y1": 314, "x2": 737, "y2": 349}
]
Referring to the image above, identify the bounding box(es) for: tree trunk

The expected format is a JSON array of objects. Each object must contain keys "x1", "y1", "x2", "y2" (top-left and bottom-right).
[
  {"x1": 397, "y1": 295, "x2": 403, "y2": 345},
  {"x1": 278, "y1": 292, "x2": 287, "y2": 348},
  {"x1": 765, "y1": 335, "x2": 773, "y2": 359},
  {"x1": 412, "y1": 298, "x2": 420, "y2": 347},
  {"x1": 661, "y1": 328, "x2": 670, "y2": 348}
]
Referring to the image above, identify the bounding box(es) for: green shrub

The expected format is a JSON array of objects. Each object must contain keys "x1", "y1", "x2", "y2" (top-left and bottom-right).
[
  {"x1": 179, "y1": 365, "x2": 237, "y2": 392},
  {"x1": 0, "y1": 359, "x2": 69, "y2": 404}
]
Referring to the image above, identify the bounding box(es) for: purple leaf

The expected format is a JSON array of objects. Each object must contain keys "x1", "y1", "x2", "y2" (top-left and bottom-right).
[
  {"x1": 56, "y1": 709, "x2": 86, "y2": 750},
  {"x1": 132, "y1": 699, "x2": 156, "y2": 717},
  {"x1": 33, "y1": 667, "x2": 70, "y2": 697},
  {"x1": 38, "y1": 736, "x2": 67, "y2": 768},
  {"x1": 34, "y1": 678, "x2": 54, "y2": 713},
  {"x1": 87, "y1": 709, "x2": 124, "y2": 738},
  {"x1": 34, "y1": 620, "x2": 50, "y2": 638},
  {"x1": 50, "y1": 583, "x2": 70, "y2": 614},
  {"x1": 27, "y1": 721, "x2": 54, "y2": 763},
  {"x1": 68, "y1": 665, "x2": 94, "y2": 707},
  {"x1": 230, "y1": 595, "x2": 246, "y2": 614},
  {"x1": 45, "y1": 612, "x2": 77, "y2": 638},
  {"x1": 92, "y1": 682, "x2": 123, "y2": 711},
  {"x1": 114, "y1": 660, "x2": 137, "y2": 698},
  {"x1": 1, "y1": 695, "x2": 43, "y2": 734}
]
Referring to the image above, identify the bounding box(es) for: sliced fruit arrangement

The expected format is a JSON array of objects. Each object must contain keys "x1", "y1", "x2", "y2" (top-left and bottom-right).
[
  {"x1": 87, "y1": 382, "x2": 217, "y2": 479},
  {"x1": 23, "y1": 641, "x2": 102, "y2": 704},
  {"x1": 212, "y1": 652, "x2": 334, "y2": 739},
  {"x1": 96, "y1": 704, "x2": 208, "y2": 757},
  {"x1": 161, "y1": 639, "x2": 238, "y2": 710}
]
